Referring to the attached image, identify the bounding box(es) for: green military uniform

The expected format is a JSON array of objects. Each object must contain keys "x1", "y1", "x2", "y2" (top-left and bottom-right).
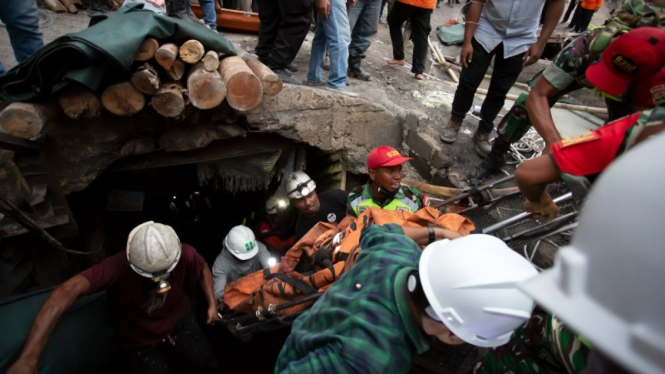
[
  {"x1": 474, "y1": 309, "x2": 591, "y2": 374},
  {"x1": 346, "y1": 183, "x2": 426, "y2": 217},
  {"x1": 496, "y1": 0, "x2": 665, "y2": 144}
]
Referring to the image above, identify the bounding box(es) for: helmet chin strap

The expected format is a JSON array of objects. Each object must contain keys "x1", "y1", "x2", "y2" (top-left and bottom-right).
[{"x1": 376, "y1": 184, "x2": 398, "y2": 199}]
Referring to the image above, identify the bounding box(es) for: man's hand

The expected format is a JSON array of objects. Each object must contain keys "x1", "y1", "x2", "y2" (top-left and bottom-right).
[
  {"x1": 215, "y1": 0, "x2": 222, "y2": 13},
  {"x1": 207, "y1": 305, "x2": 221, "y2": 325},
  {"x1": 523, "y1": 42, "x2": 545, "y2": 67},
  {"x1": 460, "y1": 41, "x2": 474, "y2": 68},
  {"x1": 523, "y1": 194, "x2": 559, "y2": 222},
  {"x1": 315, "y1": 0, "x2": 331, "y2": 19},
  {"x1": 7, "y1": 358, "x2": 38, "y2": 374}
]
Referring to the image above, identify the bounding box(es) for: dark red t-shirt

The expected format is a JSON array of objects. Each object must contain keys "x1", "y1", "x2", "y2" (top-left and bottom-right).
[{"x1": 79, "y1": 244, "x2": 204, "y2": 348}]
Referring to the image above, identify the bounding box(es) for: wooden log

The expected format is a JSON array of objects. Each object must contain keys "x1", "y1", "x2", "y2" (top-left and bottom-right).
[
  {"x1": 58, "y1": 85, "x2": 101, "y2": 119},
  {"x1": 41, "y1": 0, "x2": 67, "y2": 12},
  {"x1": 402, "y1": 179, "x2": 519, "y2": 198},
  {"x1": 134, "y1": 37, "x2": 160, "y2": 61},
  {"x1": 151, "y1": 82, "x2": 187, "y2": 117},
  {"x1": 179, "y1": 40, "x2": 205, "y2": 64},
  {"x1": 187, "y1": 63, "x2": 226, "y2": 110},
  {"x1": 0, "y1": 103, "x2": 58, "y2": 140},
  {"x1": 101, "y1": 81, "x2": 145, "y2": 116},
  {"x1": 155, "y1": 43, "x2": 179, "y2": 71},
  {"x1": 202, "y1": 50, "x2": 220, "y2": 72},
  {"x1": 243, "y1": 56, "x2": 282, "y2": 96},
  {"x1": 131, "y1": 63, "x2": 161, "y2": 95},
  {"x1": 218, "y1": 56, "x2": 263, "y2": 112},
  {"x1": 167, "y1": 59, "x2": 186, "y2": 81}
]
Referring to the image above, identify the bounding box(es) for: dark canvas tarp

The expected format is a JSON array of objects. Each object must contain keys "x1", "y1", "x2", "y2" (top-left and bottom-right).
[
  {"x1": 0, "y1": 289, "x2": 117, "y2": 374},
  {"x1": 0, "y1": 4, "x2": 236, "y2": 102}
]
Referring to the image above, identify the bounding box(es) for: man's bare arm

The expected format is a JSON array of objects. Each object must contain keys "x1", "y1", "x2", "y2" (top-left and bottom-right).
[
  {"x1": 523, "y1": 0, "x2": 565, "y2": 66},
  {"x1": 8, "y1": 275, "x2": 92, "y2": 374},
  {"x1": 199, "y1": 263, "x2": 220, "y2": 325},
  {"x1": 402, "y1": 226, "x2": 462, "y2": 246},
  {"x1": 460, "y1": 0, "x2": 485, "y2": 68},
  {"x1": 525, "y1": 77, "x2": 564, "y2": 151}
]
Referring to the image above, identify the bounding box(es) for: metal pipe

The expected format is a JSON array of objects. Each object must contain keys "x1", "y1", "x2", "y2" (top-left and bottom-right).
[
  {"x1": 502, "y1": 211, "x2": 577, "y2": 242},
  {"x1": 433, "y1": 175, "x2": 516, "y2": 208},
  {"x1": 482, "y1": 192, "x2": 573, "y2": 234}
]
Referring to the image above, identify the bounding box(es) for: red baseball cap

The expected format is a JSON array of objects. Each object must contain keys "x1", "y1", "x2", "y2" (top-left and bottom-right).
[
  {"x1": 367, "y1": 146, "x2": 412, "y2": 169},
  {"x1": 586, "y1": 27, "x2": 665, "y2": 97},
  {"x1": 632, "y1": 67, "x2": 665, "y2": 108}
]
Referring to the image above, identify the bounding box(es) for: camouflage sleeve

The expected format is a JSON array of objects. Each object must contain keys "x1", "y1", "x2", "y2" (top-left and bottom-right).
[
  {"x1": 542, "y1": 32, "x2": 594, "y2": 91},
  {"x1": 473, "y1": 311, "x2": 590, "y2": 374}
]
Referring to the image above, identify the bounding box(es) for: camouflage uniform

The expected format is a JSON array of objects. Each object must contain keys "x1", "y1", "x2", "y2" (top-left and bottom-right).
[
  {"x1": 473, "y1": 309, "x2": 591, "y2": 374},
  {"x1": 496, "y1": 0, "x2": 665, "y2": 144}
]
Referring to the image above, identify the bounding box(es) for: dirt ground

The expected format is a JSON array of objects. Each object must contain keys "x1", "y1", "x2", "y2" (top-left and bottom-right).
[{"x1": 0, "y1": 1, "x2": 615, "y2": 183}]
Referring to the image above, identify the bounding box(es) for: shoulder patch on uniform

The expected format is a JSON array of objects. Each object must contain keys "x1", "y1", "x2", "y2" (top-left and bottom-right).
[
  {"x1": 560, "y1": 131, "x2": 600, "y2": 148},
  {"x1": 651, "y1": 84, "x2": 665, "y2": 105}
]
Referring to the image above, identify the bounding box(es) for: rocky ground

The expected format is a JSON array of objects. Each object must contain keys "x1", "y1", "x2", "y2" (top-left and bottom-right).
[{"x1": 0, "y1": 2, "x2": 616, "y2": 185}]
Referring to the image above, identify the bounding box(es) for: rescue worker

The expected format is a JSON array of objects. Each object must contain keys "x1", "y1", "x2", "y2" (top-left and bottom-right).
[
  {"x1": 275, "y1": 224, "x2": 538, "y2": 374},
  {"x1": 286, "y1": 171, "x2": 347, "y2": 240},
  {"x1": 518, "y1": 131, "x2": 665, "y2": 373},
  {"x1": 468, "y1": 1, "x2": 665, "y2": 182},
  {"x1": 7, "y1": 222, "x2": 219, "y2": 374},
  {"x1": 347, "y1": 146, "x2": 427, "y2": 217},
  {"x1": 255, "y1": 196, "x2": 296, "y2": 256},
  {"x1": 516, "y1": 106, "x2": 665, "y2": 222},
  {"x1": 212, "y1": 225, "x2": 271, "y2": 305}
]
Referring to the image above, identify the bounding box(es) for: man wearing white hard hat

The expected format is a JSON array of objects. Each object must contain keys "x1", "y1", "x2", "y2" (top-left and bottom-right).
[
  {"x1": 212, "y1": 225, "x2": 271, "y2": 306},
  {"x1": 8, "y1": 221, "x2": 219, "y2": 374},
  {"x1": 286, "y1": 171, "x2": 347, "y2": 240},
  {"x1": 275, "y1": 223, "x2": 538, "y2": 373}
]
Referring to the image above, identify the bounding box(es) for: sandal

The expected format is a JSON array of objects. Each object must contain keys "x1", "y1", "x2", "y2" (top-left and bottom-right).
[{"x1": 414, "y1": 73, "x2": 424, "y2": 80}]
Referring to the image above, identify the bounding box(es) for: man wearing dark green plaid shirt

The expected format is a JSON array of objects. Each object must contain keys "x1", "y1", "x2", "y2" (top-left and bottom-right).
[{"x1": 275, "y1": 222, "x2": 538, "y2": 374}]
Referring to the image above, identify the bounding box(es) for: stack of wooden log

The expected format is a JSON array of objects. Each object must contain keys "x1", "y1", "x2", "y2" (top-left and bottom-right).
[
  {"x1": 39, "y1": 0, "x2": 117, "y2": 13},
  {"x1": 0, "y1": 37, "x2": 284, "y2": 140}
]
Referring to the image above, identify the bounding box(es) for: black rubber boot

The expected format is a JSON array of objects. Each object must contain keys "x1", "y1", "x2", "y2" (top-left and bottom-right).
[
  {"x1": 348, "y1": 56, "x2": 371, "y2": 81},
  {"x1": 468, "y1": 136, "x2": 511, "y2": 182}
]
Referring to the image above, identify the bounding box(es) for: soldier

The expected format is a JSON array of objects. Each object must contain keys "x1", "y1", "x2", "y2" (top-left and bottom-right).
[
  {"x1": 516, "y1": 106, "x2": 665, "y2": 222},
  {"x1": 347, "y1": 146, "x2": 427, "y2": 217},
  {"x1": 467, "y1": 0, "x2": 665, "y2": 182}
]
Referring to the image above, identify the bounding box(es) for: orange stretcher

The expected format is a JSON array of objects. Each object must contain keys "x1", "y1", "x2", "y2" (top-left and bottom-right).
[{"x1": 190, "y1": 4, "x2": 260, "y2": 34}]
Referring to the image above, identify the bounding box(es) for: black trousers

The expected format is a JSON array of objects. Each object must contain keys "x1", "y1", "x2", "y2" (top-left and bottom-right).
[
  {"x1": 387, "y1": 1, "x2": 432, "y2": 74},
  {"x1": 562, "y1": 0, "x2": 577, "y2": 22},
  {"x1": 451, "y1": 38, "x2": 525, "y2": 134},
  {"x1": 573, "y1": 8, "x2": 594, "y2": 32},
  {"x1": 122, "y1": 311, "x2": 217, "y2": 374},
  {"x1": 255, "y1": 0, "x2": 311, "y2": 68}
]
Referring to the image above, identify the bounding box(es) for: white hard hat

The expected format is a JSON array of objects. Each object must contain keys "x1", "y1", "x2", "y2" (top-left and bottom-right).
[
  {"x1": 127, "y1": 221, "x2": 181, "y2": 278},
  {"x1": 519, "y1": 132, "x2": 665, "y2": 374},
  {"x1": 420, "y1": 235, "x2": 538, "y2": 347},
  {"x1": 224, "y1": 225, "x2": 259, "y2": 260},
  {"x1": 286, "y1": 171, "x2": 316, "y2": 199}
]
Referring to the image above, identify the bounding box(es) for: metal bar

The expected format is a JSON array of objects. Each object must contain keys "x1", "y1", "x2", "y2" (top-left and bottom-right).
[
  {"x1": 482, "y1": 192, "x2": 573, "y2": 234},
  {"x1": 433, "y1": 175, "x2": 516, "y2": 209},
  {"x1": 502, "y1": 211, "x2": 577, "y2": 242}
]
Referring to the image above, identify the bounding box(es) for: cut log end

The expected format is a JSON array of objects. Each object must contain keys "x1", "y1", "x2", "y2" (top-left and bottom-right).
[
  {"x1": 58, "y1": 85, "x2": 101, "y2": 119},
  {"x1": 151, "y1": 82, "x2": 187, "y2": 117},
  {"x1": 155, "y1": 43, "x2": 179, "y2": 71},
  {"x1": 135, "y1": 37, "x2": 160, "y2": 61},
  {"x1": 219, "y1": 56, "x2": 263, "y2": 112},
  {"x1": 131, "y1": 63, "x2": 161, "y2": 95},
  {"x1": 101, "y1": 81, "x2": 145, "y2": 116},
  {"x1": 244, "y1": 57, "x2": 283, "y2": 96},
  {"x1": 187, "y1": 63, "x2": 226, "y2": 110},
  {"x1": 202, "y1": 50, "x2": 220, "y2": 72},
  {"x1": 0, "y1": 102, "x2": 56, "y2": 140},
  {"x1": 179, "y1": 40, "x2": 205, "y2": 64}
]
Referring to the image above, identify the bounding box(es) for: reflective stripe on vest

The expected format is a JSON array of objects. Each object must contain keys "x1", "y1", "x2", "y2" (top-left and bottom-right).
[{"x1": 352, "y1": 195, "x2": 419, "y2": 216}]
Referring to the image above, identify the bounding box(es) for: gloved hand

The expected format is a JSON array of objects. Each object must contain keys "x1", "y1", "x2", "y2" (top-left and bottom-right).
[{"x1": 523, "y1": 194, "x2": 559, "y2": 223}]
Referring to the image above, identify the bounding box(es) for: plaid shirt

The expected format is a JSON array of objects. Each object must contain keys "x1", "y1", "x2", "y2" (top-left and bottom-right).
[{"x1": 275, "y1": 224, "x2": 430, "y2": 374}]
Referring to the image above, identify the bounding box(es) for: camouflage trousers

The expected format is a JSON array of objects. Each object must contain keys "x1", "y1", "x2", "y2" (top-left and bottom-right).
[{"x1": 473, "y1": 310, "x2": 590, "y2": 374}]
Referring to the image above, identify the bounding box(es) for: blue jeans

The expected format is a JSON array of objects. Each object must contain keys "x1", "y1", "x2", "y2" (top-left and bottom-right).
[
  {"x1": 0, "y1": 0, "x2": 43, "y2": 75},
  {"x1": 188, "y1": 0, "x2": 217, "y2": 30},
  {"x1": 307, "y1": 0, "x2": 350, "y2": 88},
  {"x1": 347, "y1": 0, "x2": 381, "y2": 59}
]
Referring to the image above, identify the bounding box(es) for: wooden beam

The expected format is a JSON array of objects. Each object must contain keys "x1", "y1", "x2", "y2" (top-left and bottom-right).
[
  {"x1": 0, "y1": 214, "x2": 70, "y2": 238},
  {"x1": 109, "y1": 134, "x2": 294, "y2": 172},
  {"x1": 0, "y1": 133, "x2": 42, "y2": 151}
]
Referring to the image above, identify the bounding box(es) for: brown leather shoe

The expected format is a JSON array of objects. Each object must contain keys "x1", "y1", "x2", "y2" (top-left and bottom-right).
[
  {"x1": 472, "y1": 129, "x2": 492, "y2": 158},
  {"x1": 440, "y1": 114, "x2": 464, "y2": 144}
]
